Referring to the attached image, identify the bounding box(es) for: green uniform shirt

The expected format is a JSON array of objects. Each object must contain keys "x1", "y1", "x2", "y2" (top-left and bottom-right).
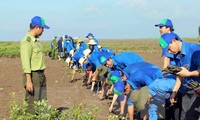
[
  {"x1": 52, "y1": 39, "x2": 58, "y2": 47},
  {"x1": 20, "y1": 32, "x2": 46, "y2": 73}
]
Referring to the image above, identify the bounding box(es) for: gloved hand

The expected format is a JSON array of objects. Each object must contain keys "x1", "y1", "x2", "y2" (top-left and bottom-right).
[
  {"x1": 162, "y1": 65, "x2": 182, "y2": 75},
  {"x1": 185, "y1": 80, "x2": 200, "y2": 89}
]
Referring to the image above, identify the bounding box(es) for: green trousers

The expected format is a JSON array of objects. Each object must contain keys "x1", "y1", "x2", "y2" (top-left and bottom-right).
[
  {"x1": 23, "y1": 71, "x2": 47, "y2": 114},
  {"x1": 51, "y1": 48, "x2": 57, "y2": 59}
]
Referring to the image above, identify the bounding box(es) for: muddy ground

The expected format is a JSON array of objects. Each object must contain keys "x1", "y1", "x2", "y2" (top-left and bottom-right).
[{"x1": 0, "y1": 45, "x2": 163, "y2": 119}]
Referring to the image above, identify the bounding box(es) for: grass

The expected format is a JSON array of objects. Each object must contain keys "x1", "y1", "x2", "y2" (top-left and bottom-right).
[{"x1": 0, "y1": 38, "x2": 199, "y2": 58}]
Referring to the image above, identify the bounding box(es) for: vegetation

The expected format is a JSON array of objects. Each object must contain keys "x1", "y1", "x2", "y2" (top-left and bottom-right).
[{"x1": 0, "y1": 38, "x2": 198, "y2": 58}]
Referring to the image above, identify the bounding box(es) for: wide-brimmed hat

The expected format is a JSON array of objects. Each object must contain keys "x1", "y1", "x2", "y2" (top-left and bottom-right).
[
  {"x1": 78, "y1": 57, "x2": 86, "y2": 66},
  {"x1": 77, "y1": 37, "x2": 84, "y2": 43},
  {"x1": 129, "y1": 86, "x2": 149, "y2": 112},
  {"x1": 87, "y1": 40, "x2": 97, "y2": 45},
  {"x1": 83, "y1": 49, "x2": 91, "y2": 57}
]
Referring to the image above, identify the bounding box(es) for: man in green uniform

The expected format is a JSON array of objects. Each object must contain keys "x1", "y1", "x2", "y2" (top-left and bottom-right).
[
  {"x1": 51, "y1": 36, "x2": 58, "y2": 59},
  {"x1": 20, "y1": 16, "x2": 50, "y2": 114}
]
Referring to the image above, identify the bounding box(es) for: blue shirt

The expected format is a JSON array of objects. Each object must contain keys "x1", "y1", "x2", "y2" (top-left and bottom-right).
[
  {"x1": 101, "y1": 47, "x2": 115, "y2": 55},
  {"x1": 76, "y1": 42, "x2": 87, "y2": 53},
  {"x1": 71, "y1": 52, "x2": 84, "y2": 66},
  {"x1": 124, "y1": 62, "x2": 162, "y2": 89},
  {"x1": 93, "y1": 37, "x2": 98, "y2": 44},
  {"x1": 148, "y1": 78, "x2": 175, "y2": 103},
  {"x1": 87, "y1": 52, "x2": 114, "y2": 69},
  {"x1": 111, "y1": 52, "x2": 144, "y2": 71}
]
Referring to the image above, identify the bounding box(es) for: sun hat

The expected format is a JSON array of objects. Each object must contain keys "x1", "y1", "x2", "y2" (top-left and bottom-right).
[
  {"x1": 86, "y1": 33, "x2": 94, "y2": 38},
  {"x1": 87, "y1": 40, "x2": 97, "y2": 45},
  {"x1": 83, "y1": 49, "x2": 91, "y2": 57},
  {"x1": 159, "y1": 33, "x2": 176, "y2": 56},
  {"x1": 129, "y1": 86, "x2": 149, "y2": 112},
  {"x1": 155, "y1": 18, "x2": 173, "y2": 28},
  {"x1": 78, "y1": 57, "x2": 86, "y2": 65},
  {"x1": 77, "y1": 37, "x2": 84, "y2": 43},
  {"x1": 97, "y1": 45, "x2": 102, "y2": 49},
  {"x1": 31, "y1": 16, "x2": 49, "y2": 29}
]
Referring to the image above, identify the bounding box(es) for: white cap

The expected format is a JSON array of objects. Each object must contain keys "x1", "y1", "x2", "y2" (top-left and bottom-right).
[
  {"x1": 83, "y1": 49, "x2": 91, "y2": 57},
  {"x1": 79, "y1": 57, "x2": 86, "y2": 65},
  {"x1": 87, "y1": 40, "x2": 97, "y2": 45}
]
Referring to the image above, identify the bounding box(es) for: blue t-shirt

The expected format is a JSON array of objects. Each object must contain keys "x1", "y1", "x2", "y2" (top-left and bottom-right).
[{"x1": 111, "y1": 52, "x2": 144, "y2": 71}]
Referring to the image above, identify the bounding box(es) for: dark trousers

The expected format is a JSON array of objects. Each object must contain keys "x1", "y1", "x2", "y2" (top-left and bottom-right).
[
  {"x1": 23, "y1": 71, "x2": 47, "y2": 114},
  {"x1": 180, "y1": 90, "x2": 196, "y2": 120},
  {"x1": 185, "y1": 97, "x2": 200, "y2": 120}
]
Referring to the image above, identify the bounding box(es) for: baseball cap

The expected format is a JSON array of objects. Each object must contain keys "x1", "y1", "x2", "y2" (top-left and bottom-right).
[
  {"x1": 99, "y1": 54, "x2": 110, "y2": 65},
  {"x1": 86, "y1": 33, "x2": 94, "y2": 38},
  {"x1": 83, "y1": 49, "x2": 91, "y2": 57},
  {"x1": 159, "y1": 33, "x2": 176, "y2": 56},
  {"x1": 129, "y1": 86, "x2": 149, "y2": 111},
  {"x1": 65, "y1": 35, "x2": 68, "y2": 38},
  {"x1": 54, "y1": 35, "x2": 57, "y2": 38},
  {"x1": 113, "y1": 81, "x2": 125, "y2": 101},
  {"x1": 155, "y1": 18, "x2": 173, "y2": 28},
  {"x1": 109, "y1": 70, "x2": 122, "y2": 84},
  {"x1": 31, "y1": 16, "x2": 49, "y2": 29}
]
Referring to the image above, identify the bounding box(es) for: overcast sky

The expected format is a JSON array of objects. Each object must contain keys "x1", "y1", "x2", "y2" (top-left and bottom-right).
[{"x1": 1, "y1": 0, "x2": 200, "y2": 41}]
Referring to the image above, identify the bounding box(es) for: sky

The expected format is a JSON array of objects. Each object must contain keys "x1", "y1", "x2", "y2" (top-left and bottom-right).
[{"x1": 1, "y1": 0, "x2": 200, "y2": 41}]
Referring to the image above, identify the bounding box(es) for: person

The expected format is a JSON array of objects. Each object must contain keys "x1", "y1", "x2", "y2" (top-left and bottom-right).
[
  {"x1": 87, "y1": 39, "x2": 99, "y2": 52},
  {"x1": 155, "y1": 18, "x2": 182, "y2": 120},
  {"x1": 121, "y1": 62, "x2": 162, "y2": 120},
  {"x1": 20, "y1": 16, "x2": 49, "y2": 114},
  {"x1": 98, "y1": 45, "x2": 115, "y2": 55},
  {"x1": 155, "y1": 18, "x2": 181, "y2": 68},
  {"x1": 57, "y1": 36, "x2": 64, "y2": 60},
  {"x1": 75, "y1": 37, "x2": 87, "y2": 53},
  {"x1": 99, "y1": 52, "x2": 144, "y2": 71},
  {"x1": 51, "y1": 35, "x2": 58, "y2": 59},
  {"x1": 86, "y1": 33, "x2": 98, "y2": 44},
  {"x1": 159, "y1": 33, "x2": 200, "y2": 119},
  {"x1": 129, "y1": 77, "x2": 176, "y2": 120}
]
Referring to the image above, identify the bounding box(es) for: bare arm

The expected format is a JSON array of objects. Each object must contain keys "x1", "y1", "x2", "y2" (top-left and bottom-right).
[{"x1": 163, "y1": 57, "x2": 170, "y2": 68}]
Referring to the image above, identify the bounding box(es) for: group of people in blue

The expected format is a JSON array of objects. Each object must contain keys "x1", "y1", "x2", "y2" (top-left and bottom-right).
[{"x1": 50, "y1": 18, "x2": 200, "y2": 120}]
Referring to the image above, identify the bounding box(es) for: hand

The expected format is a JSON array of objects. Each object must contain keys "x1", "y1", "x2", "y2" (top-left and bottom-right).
[
  {"x1": 26, "y1": 81, "x2": 33, "y2": 92},
  {"x1": 195, "y1": 86, "x2": 200, "y2": 96},
  {"x1": 170, "y1": 98, "x2": 177, "y2": 106},
  {"x1": 107, "y1": 88, "x2": 112, "y2": 95},
  {"x1": 109, "y1": 106, "x2": 113, "y2": 113},
  {"x1": 176, "y1": 67, "x2": 191, "y2": 77}
]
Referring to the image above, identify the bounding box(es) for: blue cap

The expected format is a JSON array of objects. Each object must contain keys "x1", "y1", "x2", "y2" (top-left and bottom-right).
[
  {"x1": 68, "y1": 36, "x2": 73, "y2": 40},
  {"x1": 65, "y1": 35, "x2": 68, "y2": 38},
  {"x1": 155, "y1": 18, "x2": 173, "y2": 28},
  {"x1": 113, "y1": 81, "x2": 125, "y2": 101},
  {"x1": 99, "y1": 54, "x2": 110, "y2": 65},
  {"x1": 159, "y1": 33, "x2": 176, "y2": 56},
  {"x1": 31, "y1": 16, "x2": 49, "y2": 29},
  {"x1": 86, "y1": 33, "x2": 94, "y2": 38}
]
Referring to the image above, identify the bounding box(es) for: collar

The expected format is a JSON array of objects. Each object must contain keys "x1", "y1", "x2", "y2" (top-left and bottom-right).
[{"x1": 27, "y1": 32, "x2": 39, "y2": 42}]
